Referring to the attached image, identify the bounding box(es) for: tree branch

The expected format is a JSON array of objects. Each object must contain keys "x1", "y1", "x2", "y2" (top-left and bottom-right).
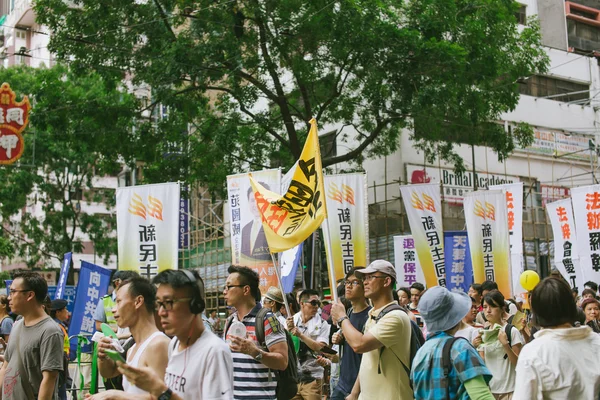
[
  {"x1": 317, "y1": 56, "x2": 356, "y2": 122},
  {"x1": 323, "y1": 119, "x2": 391, "y2": 166},
  {"x1": 152, "y1": 0, "x2": 178, "y2": 41}
]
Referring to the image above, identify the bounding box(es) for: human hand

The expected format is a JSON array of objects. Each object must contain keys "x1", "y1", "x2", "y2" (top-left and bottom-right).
[
  {"x1": 472, "y1": 332, "x2": 483, "y2": 348},
  {"x1": 97, "y1": 337, "x2": 115, "y2": 360},
  {"x1": 286, "y1": 317, "x2": 295, "y2": 331},
  {"x1": 330, "y1": 300, "x2": 347, "y2": 324},
  {"x1": 498, "y1": 328, "x2": 509, "y2": 346},
  {"x1": 332, "y1": 331, "x2": 343, "y2": 345},
  {"x1": 85, "y1": 390, "x2": 122, "y2": 399},
  {"x1": 316, "y1": 355, "x2": 330, "y2": 367},
  {"x1": 117, "y1": 363, "x2": 166, "y2": 397},
  {"x1": 229, "y1": 335, "x2": 260, "y2": 357}
]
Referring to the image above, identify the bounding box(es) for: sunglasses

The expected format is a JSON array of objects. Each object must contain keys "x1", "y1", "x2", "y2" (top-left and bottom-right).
[{"x1": 303, "y1": 300, "x2": 321, "y2": 307}]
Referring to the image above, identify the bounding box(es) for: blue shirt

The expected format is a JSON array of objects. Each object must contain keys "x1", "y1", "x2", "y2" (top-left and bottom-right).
[
  {"x1": 336, "y1": 306, "x2": 371, "y2": 394},
  {"x1": 0, "y1": 316, "x2": 13, "y2": 337},
  {"x1": 411, "y1": 332, "x2": 492, "y2": 400}
]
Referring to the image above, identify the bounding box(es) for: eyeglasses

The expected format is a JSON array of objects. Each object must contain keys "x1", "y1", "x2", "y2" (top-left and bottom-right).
[
  {"x1": 303, "y1": 300, "x2": 321, "y2": 307},
  {"x1": 344, "y1": 280, "x2": 362, "y2": 287},
  {"x1": 223, "y1": 285, "x2": 246, "y2": 291},
  {"x1": 9, "y1": 289, "x2": 32, "y2": 295},
  {"x1": 155, "y1": 298, "x2": 191, "y2": 311},
  {"x1": 363, "y1": 275, "x2": 388, "y2": 282}
]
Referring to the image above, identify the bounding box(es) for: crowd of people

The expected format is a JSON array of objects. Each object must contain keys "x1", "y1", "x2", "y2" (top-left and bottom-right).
[{"x1": 1, "y1": 262, "x2": 600, "y2": 400}]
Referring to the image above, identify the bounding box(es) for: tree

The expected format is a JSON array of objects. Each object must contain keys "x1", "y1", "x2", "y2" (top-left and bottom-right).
[
  {"x1": 0, "y1": 66, "x2": 138, "y2": 268},
  {"x1": 34, "y1": 0, "x2": 548, "y2": 194}
]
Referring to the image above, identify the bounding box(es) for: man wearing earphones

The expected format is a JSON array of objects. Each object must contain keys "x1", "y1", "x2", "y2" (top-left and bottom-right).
[{"x1": 117, "y1": 270, "x2": 234, "y2": 400}]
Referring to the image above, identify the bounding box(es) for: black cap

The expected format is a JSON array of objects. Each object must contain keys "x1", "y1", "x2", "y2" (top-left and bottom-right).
[{"x1": 50, "y1": 299, "x2": 68, "y2": 311}]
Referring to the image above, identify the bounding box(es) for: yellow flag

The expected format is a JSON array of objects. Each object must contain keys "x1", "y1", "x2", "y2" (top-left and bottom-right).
[{"x1": 249, "y1": 119, "x2": 327, "y2": 252}]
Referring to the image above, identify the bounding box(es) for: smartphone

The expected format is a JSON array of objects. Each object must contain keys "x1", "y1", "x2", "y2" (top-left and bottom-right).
[
  {"x1": 105, "y1": 349, "x2": 126, "y2": 363},
  {"x1": 320, "y1": 346, "x2": 337, "y2": 355}
]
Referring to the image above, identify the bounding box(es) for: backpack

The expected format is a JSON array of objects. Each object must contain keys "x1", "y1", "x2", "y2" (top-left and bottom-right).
[
  {"x1": 373, "y1": 304, "x2": 424, "y2": 389},
  {"x1": 502, "y1": 323, "x2": 514, "y2": 360},
  {"x1": 441, "y1": 336, "x2": 469, "y2": 400},
  {"x1": 225, "y1": 308, "x2": 299, "y2": 400}
]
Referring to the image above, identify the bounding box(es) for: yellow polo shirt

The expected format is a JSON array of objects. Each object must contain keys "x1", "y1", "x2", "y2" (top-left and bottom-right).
[{"x1": 358, "y1": 302, "x2": 414, "y2": 400}]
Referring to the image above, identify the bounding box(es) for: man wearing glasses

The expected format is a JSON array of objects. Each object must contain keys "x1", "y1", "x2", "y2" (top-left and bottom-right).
[
  {"x1": 330, "y1": 260, "x2": 413, "y2": 400},
  {"x1": 0, "y1": 271, "x2": 64, "y2": 400},
  {"x1": 287, "y1": 289, "x2": 331, "y2": 400},
  {"x1": 223, "y1": 265, "x2": 288, "y2": 400}
]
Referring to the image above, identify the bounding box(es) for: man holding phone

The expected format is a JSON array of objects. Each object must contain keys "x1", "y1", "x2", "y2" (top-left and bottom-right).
[{"x1": 92, "y1": 276, "x2": 170, "y2": 399}]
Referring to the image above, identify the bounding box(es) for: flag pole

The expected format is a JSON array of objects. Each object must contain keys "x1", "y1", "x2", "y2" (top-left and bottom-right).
[
  {"x1": 270, "y1": 252, "x2": 292, "y2": 317},
  {"x1": 321, "y1": 217, "x2": 339, "y2": 303}
]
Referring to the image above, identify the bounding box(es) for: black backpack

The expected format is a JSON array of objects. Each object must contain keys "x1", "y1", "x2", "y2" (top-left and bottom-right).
[
  {"x1": 225, "y1": 308, "x2": 299, "y2": 400},
  {"x1": 373, "y1": 304, "x2": 424, "y2": 388},
  {"x1": 441, "y1": 336, "x2": 470, "y2": 400}
]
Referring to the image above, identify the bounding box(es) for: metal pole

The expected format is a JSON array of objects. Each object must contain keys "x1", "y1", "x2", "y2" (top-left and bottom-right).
[
  {"x1": 472, "y1": 144, "x2": 477, "y2": 191},
  {"x1": 270, "y1": 252, "x2": 291, "y2": 317},
  {"x1": 321, "y1": 218, "x2": 339, "y2": 303},
  {"x1": 310, "y1": 232, "x2": 317, "y2": 289}
]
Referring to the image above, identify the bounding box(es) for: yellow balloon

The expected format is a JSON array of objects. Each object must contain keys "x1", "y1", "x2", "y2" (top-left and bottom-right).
[{"x1": 520, "y1": 270, "x2": 540, "y2": 291}]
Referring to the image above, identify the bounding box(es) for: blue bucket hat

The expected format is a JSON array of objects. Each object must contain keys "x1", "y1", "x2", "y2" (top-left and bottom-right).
[{"x1": 418, "y1": 286, "x2": 472, "y2": 333}]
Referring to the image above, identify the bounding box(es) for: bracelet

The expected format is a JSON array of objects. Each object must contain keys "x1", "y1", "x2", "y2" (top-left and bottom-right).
[{"x1": 337, "y1": 316, "x2": 349, "y2": 328}]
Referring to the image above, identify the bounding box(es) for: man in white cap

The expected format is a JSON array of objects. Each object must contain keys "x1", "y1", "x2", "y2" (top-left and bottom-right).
[
  {"x1": 330, "y1": 260, "x2": 413, "y2": 400},
  {"x1": 263, "y1": 287, "x2": 287, "y2": 327},
  {"x1": 411, "y1": 286, "x2": 494, "y2": 400}
]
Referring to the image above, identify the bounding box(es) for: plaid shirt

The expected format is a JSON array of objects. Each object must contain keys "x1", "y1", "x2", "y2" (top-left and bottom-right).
[{"x1": 411, "y1": 332, "x2": 492, "y2": 400}]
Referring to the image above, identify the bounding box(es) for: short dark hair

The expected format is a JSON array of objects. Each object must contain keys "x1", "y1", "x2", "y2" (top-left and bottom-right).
[
  {"x1": 286, "y1": 293, "x2": 299, "y2": 315},
  {"x1": 120, "y1": 276, "x2": 156, "y2": 314},
  {"x1": 345, "y1": 268, "x2": 363, "y2": 280},
  {"x1": 582, "y1": 288, "x2": 597, "y2": 299},
  {"x1": 470, "y1": 283, "x2": 483, "y2": 295},
  {"x1": 0, "y1": 295, "x2": 9, "y2": 314},
  {"x1": 153, "y1": 270, "x2": 206, "y2": 314},
  {"x1": 13, "y1": 272, "x2": 48, "y2": 303},
  {"x1": 482, "y1": 289, "x2": 505, "y2": 310},
  {"x1": 299, "y1": 289, "x2": 320, "y2": 303},
  {"x1": 397, "y1": 287, "x2": 411, "y2": 298},
  {"x1": 481, "y1": 280, "x2": 498, "y2": 293},
  {"x1": 410, "y1": 282, "x2": 425, "y2": 292},
  {"x1": 585, "y1": 281, "x2": 599, "y2": 292},
  {"x1": 572, "y1": 288, "x2": 579, "y2": 295},
  {"x1": 228, "y1": 265, "x2": 260, "y2": 301},
  {"x1": 531, "y1": 277, "x2": 577, "y2": 328},
  {"x1": 116, "y1": 271, "x2": 140, "y2": 281}
]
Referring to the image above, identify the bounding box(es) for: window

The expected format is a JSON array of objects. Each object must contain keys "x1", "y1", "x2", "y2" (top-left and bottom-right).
[
  {"x1": 320, "y1": 130, "x2": 337, "y2": 159},
  {"x1": 519, "y1": 75, "x2": 589, "y2": 103},
  {"x1": 514, "y1": 4, "x2": 527, "y2": 25},
  {"x1": 568, "y1": 19, "x2": 600, "y2": 41}
]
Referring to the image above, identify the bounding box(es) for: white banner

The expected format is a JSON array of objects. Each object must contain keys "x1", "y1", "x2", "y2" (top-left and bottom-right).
[
  {"x1": 116, "y1": 182, "x2": 180, "y2": 279},
  {"x1": 490, "y1": 183, "x2": 525, "y2": 301},
  {"x1": 546, "y1": 199, "x2": 585, "y2": 291},
  {"x1": 464, "y1": 190, "x2": 512, "y2": 298},
  {"x1": 571, "y1": 185, "x2": 600, "y2": 283},
  {"x1": 400, "y1": 183, "x2": 446, "y2": 287},
  {"x1": 394, "y1": 235, "x2": 425, "y2": 287}
]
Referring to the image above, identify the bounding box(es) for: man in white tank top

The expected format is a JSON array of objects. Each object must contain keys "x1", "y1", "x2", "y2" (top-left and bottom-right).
[{"x1": 92, "y1": 276, "x2": 170, "y2": 399}]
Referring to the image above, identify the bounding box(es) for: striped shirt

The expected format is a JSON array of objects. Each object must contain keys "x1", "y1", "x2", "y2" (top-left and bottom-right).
[{"x1": 226, "y1": 303, "x2": 286, "y2": 400}]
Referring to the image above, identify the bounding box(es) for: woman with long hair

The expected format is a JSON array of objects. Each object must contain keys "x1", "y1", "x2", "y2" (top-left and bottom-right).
[
  {"x1": 581, "y1": 298, "x2": 600, "y2": 333},
  {"x1": 472, "y1": 289, "x2": 523, "y2": 399},
  {"x1": 0, "y1": 294, "x2": 13, "y2": 342}
]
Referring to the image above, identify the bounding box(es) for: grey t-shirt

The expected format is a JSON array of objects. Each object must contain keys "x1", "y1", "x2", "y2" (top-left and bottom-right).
[{"x1": 2, "y1": 316, "x2": 64, "y2": 400}]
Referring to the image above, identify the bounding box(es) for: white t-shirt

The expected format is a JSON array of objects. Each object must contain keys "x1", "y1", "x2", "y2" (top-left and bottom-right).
[
  {"x1": 455, "y1": 325, "x2": 479, "y2": 343},
  {"x1": 165, "y1": 330, "x2": 234, "y2": 399},
  {"x1": 513, "y1": 326, "x2": 600, "y2": 400},
  {"x1": 484, "y1": 325, "x2": 524, "y2": 394}
]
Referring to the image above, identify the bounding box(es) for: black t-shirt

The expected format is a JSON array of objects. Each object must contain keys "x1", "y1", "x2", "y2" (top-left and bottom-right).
[{"x1": 337, "y1": 306, "x2": 372, "y2": 394}]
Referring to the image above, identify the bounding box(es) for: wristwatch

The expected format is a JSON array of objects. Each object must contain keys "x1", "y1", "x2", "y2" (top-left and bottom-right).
[
  {"x1": 337, "y1": 316, "x2": 349, "y2": 328},
  {"x1": 158, "y1": 388, "x2": 173, "y2": 400},
  {"x1": 254, "y1": 350, "x2": 264, "y2": 361}
]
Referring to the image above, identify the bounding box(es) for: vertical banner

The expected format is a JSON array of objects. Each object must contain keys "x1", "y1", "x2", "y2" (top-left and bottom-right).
[
  {"x1": 68, "y1": 261, "x2": 111, "y2": 352},
  {"x1": 490, "y1": 183, "x2": 526, "y2": 301},
  {"x1": 227, "y1": 169, "x2": 281, "y2": 293},
  {"x1": 179, "y1": 187, "x2": 189, "y2": 249},
  {"x1": 55, "y1": 252, "x2": 72, "y2": 300},
  {"x1": 280, "y1": 243, "x2": 304, "y2": 293},
  {"x1": 546, "y1": 199, "x2": 585, "y2": 291},
  {"x1": 323, "y1": 174, "x2": 369, "y2": 280},
  {"x1": 48, "y1": 286, "x2": 77, "y2": 314},
  {"x1": 464, "y1": 190, "x2": 512, "y2": 297},
  {"x1": 117, "y1": 182, "x2": 180, "y2": 280},
  {"x1": 443, "y1": 232, "x2": 474, "y2": 293},
  {"x1": 400, "y1": 183, "x2": 446, "y2": 287},
  {"x1": 393, "y1": 235, "x2": 425, "y2": 287},
  {"x1": 571, "y1": 185, "x2": 600, "y2": 283}
]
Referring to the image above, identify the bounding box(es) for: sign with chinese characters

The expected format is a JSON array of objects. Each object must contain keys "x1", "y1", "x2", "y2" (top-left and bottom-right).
[
  {"x1": 178, "y1": 188, "x2": 189, "y2": 249},
  {"x1": 0, "y1": 83, "x2": 30, "y2": 165},
  {"x1": 541, "y1": 185, "x2": 570, "y2": 207},
  {"x1": 490, "y1": 183, "x2": 526, "y2": 301},
  {"x1": 523, "y1": 127, "x2": 595, "y2": 161},
  {"x1": 323, "y1": 174, "x2": 369, "y2": 281},
  {"x1": 394, "y1": 235, "x2": 425, "y2": 287},
  {"x1": 47, "y1": 285, "x2": 77, "y2": 314},
  {"x1": 67, "y1": 261, "x2": 111, "y2": 354},
  {"x1": 227, "y1": 169, "x2": 281, "y2": 293},
  {"x1": 54, "y1": 252, "x2": 72, "y2": 300},
  {"x1": 406, "y1": 164, "x2": 520, "y2": 205},
  {"x1": 400, "y1": 183, "x2": 446, "y2": 287},
  {"x1": 571, "y1": 185, "x2": 600, "y2": 283},
  {"x1": 249, "y1": 118, "x2": 327, "y2": 253},
  {"x1": 116, "y1": 182, "x2": 180, "y2": 279},
  {"x1": 546, "y1": 199, "x2": 584, "y2": 292},
  {"x1": 464, "y1": 190, "x2": 512, "y2": 297},
  {"x1": 443, "y1": 232, "x2": 473, "y2": 293}
]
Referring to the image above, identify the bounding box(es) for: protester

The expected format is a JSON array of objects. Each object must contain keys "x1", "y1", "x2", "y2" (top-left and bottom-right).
[
  {"x1": 50, "y1": 299, "x2": 71, "y2": 400},
  {"x1": 224, "y1": 265, "x2": 288, "y2": 400},
  {"x1": 287, "y1": 289, "x2": 330, "y2": 400},
  {"x1": 263, "y1": 286, "x2": 287, "y2": 326},
  {"x1": 455, "y1": 296, "x2": 483, "y2": 342},
  {"x1": 582, "y1": 288, "x2": 596, "y2": 301},
  {"x1": 581, "y1": 298, "x2": 600, "y2": 333},
  {"x1": 408, "y1": 282, "x2": 424, "y2": 312},
  {"x1": 584, "y1": 280, "x2": 598, "y2": 295},
  {"x1": 329, "y1": 269, "x2": 372, "y2": 400},
  {"x1": 117, "y1": 269, "x2": 234, "y2": 399},
  {"x1": 0, "y1": 271, "x2": 64, "y2": 400},
  {"x1": 202, "y1": 310, "x2": 214, "y2": 333},
  {"x1": 468, "y1": 283, "x2": 483, "y2": 310},
  {"x1": 0, "y1": 295, "x2": 13, "y2": 341},
  {"x1": 411, "y1": 286, "x2": 493, "y2": 399},
  {"x1": 95, "y1": 276, "x2": 170, "y2": 398},
  {"x1": 330, "y1": 260, "x2": 413, "y2": 400},
  {"x1": 207, "y1": 309, "x2": 220, "y2": 331},
  {"x1": 396, "y1": 287, "x2": 411, "y2": 307},
  {"x1": 473, "y1": 289, "x2": 523, "y2": 399},
  {"x1": 514, "y1": 277, "x2": 600, "y2": 399}
]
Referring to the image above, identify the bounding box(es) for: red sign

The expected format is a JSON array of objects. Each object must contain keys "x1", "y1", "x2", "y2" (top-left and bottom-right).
[{"x1": 0, "y1": 83, "x2": 30, "y2": 165}]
